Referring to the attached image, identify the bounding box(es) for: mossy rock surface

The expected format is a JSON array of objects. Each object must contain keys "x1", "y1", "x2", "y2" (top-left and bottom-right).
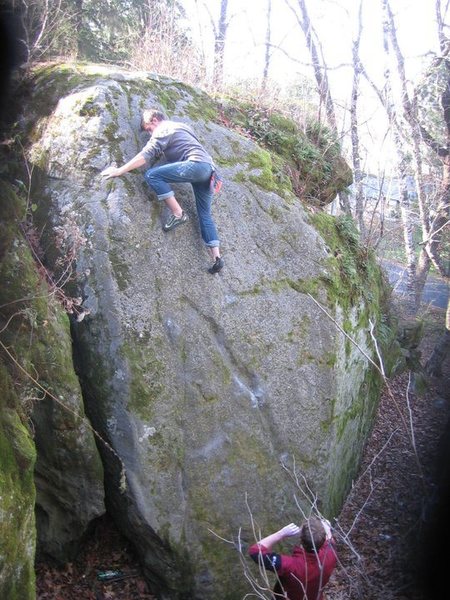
[
  {"x1": 220, "y1": 101, "x2": 352, "y2": 205},
  {"x1": 0, "y1": 363, "x2": 36, "y2": 600},
  {"x1": 0, "y1": 180, "x2": 105, "y2": 572}
]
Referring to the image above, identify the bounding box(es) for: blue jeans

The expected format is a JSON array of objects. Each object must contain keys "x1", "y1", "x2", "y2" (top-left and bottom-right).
[{"x1": 144, "y1": 161, "x2": 220, "y2": 248}]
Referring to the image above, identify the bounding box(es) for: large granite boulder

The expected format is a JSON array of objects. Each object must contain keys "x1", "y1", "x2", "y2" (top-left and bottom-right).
[{"x1": 21, "y1": 63, "x2": 393, "y2": 599}]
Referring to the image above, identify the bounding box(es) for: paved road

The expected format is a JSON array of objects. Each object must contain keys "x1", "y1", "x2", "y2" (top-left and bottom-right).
[{"x1": 381, "y1": 261, "x2": 449, "y2": 309}]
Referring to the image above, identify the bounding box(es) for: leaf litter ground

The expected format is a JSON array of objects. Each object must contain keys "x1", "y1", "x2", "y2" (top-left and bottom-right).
[
  {"x1": 36, "y1": 515, "x2": 155, "y2": 599},
  {"x1": 326, "y1": 302, "x2": 450, "y2": 600}
]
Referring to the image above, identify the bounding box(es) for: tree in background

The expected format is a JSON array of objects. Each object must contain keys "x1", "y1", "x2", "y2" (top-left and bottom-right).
[
  {"x1": 127, "y1": 0, "x2": 205, "y2": 83},
  {"x1": 211, "y1": 0, "x2": 229, "y2": 88},
  {"x1": 371, "y1": 0, "x2": 421, "y2": 309},
  {"x1": 377, "y1": 0, "x2": 449, "y2": 373},
  {"x1": 10, "y1": 0, "x2": 78, "y2": 61},
  {"x1": 11, "y1": 0, "x2": 198, "y2": 74},
  {"x1": 284, "y1": 0, "x2": 352, "y2": 214},
  {"x1": 261, "y1": 0, "x2": 272, "y2": 94},
  {"x1": 12, "y1": 0, "x2": 141, "y2": 62},
  {"x1": 284, "y1": 0, "x2": 337, "y2": 132},
  {"x1": 75, "y1": 0, "x2": 143, "y2": 62},
  {"x1": 415, "y1": 7, "x2": 450, "y2": 375},
  {"x1": 73, "y1": 0, "x2": 190, "y2": 66},
  {"x1": 349, "y1": 0, "x2": 367, "y2": 239}
]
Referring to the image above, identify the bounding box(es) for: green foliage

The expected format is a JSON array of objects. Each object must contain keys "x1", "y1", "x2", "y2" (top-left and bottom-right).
[
  {"x1": 416, "y1": 57, "x2": 450, "y2": 150},
  {"x1": 310, "y1": 213, "x2": 388, "y2": 313},
  {"x1": 15, "y1": 0, "x2": 190, "y2": 65},
  {"x1": 14, "y1": 0, "x2": 78, "y2": 62},
  {"x1": 76, "y1": 0, "x2": 147, "y2": 62},
  {"x1": 305, "y1": 119, "x2": 340, "y2": 156},
  {"x1": 221, "y1": 101, "x2": 348, "y2": 204}
]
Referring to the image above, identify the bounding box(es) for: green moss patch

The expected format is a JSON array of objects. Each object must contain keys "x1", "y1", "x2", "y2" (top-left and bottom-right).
[
  {"x1": 220, "y1": 102, "x2": 351, "y2": 205},
  {"x1": 0, "y1": 184, "x2": 37, "y2": 599},
  {"x1": 309, "y1": 213, "x2": 388, "y2": 314},
  {"x1": 122, "y1": 341, "x2": 165, "y2": 421}
]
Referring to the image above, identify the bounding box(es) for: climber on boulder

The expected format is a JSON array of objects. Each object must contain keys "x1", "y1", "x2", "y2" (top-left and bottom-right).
[{"x1": 101, "y1": 108, "x2": 224, "y2": 274}]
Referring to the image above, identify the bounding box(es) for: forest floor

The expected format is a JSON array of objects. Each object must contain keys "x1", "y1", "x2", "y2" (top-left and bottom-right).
[
  {"x1": 326, "y1": 299, "x2": 450, "y2": 600},
  {"x1": 35, "y1": 301, "x2": 450, "y2": 600}
]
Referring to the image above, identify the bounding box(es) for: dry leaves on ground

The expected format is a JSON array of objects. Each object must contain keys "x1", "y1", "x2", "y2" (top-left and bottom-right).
[
  {"x1": 36, "y1": 516, "x2": 155, "y2": 600},
  {"x1": 326, "y1": 306, "x2": 450, "y2": 600}
]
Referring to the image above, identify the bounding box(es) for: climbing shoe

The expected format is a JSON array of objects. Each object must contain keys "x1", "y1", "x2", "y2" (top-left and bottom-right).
[
  {"x1": 208, "y1": 257, "x2": 224, "y2": 274},
  {"x1": 163, "y1": 211, "x2": 188, "y2": 232}
]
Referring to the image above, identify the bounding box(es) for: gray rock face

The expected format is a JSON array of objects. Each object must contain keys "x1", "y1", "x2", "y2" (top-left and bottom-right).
[
  {"x1": 23, "y1": 64, "x2": 390, "y2": 598},
  {"x1": 33, "y1": 385, "x2": 105, "y2": 562},
  {"x1": 0, "y1": 181, "x2": 105, "y2": 596}
]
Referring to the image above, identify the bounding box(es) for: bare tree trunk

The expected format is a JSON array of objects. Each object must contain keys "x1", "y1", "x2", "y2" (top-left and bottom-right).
[
  {"x1": 75, "y1": 0, "x2": 83, "y2": 58},
  {"x1": 382, "y1": 0, "x2": 433, "y2": 311},
  {"x1": 415, "y1": 248, "x2": 432, "y2": 310},
  {"x1": 425, "y1": 98, "x2": 450, "y2": 279},
  {"x1": 212, "y1": 0, "x2": 229, "y2": 88},
  {"x1": 291, "y1": 0, "x2": 337, "y2": 131},
  {"x1": 435, "y1": 0, "x2": 449, "y2": 50},
  {"x1": 376, "y1": 3, "x2": 417, "y2": 311},
  {"x1": 285, "y1": 0, "x2": 351, "y2": 213},
  {"x1": 399, "y1": 196, "x2": 418, "y2": 303},
  {"x1": 261, "y1": 0, "x2": 272, "y2": 94},
  {"x1": 421, "y1": 3, "x2": 450, "y2": 376},
  {"x1": 350, "y1": 0, "x2": 366, "y2": 238},
  {"x1": 418, "y1": 31, "x2": 449, "y2": 372}
]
